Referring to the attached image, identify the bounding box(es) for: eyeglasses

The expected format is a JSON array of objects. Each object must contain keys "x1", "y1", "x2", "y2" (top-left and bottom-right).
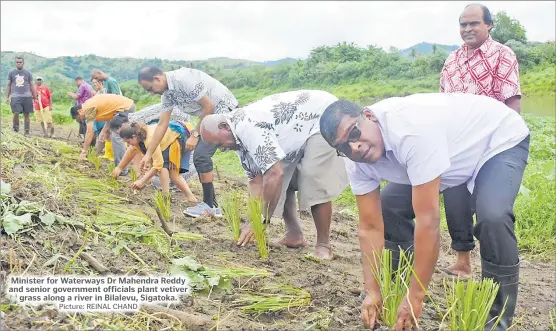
[{"x1": 335, "y1": 116, "x2": 363, "y2": 157}]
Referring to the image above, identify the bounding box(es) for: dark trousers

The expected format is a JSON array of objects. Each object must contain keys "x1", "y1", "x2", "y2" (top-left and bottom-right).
[
  {"x1": 443, "y1": 184, "x2": 475, "y2": 251},
  {"x1": 192, "y1": 136, "x2": 218, "y2": 174},
  {"x1": 381, "y1": 136, "x2": 529, "y2": 266}
]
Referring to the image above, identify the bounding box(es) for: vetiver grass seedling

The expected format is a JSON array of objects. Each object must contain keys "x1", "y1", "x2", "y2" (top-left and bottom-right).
[
  {"x1": 154, "y1": 190, "x2": 172, "y2": 221},
  {"x1": 130, "y1": 167, "x2": 138, "y2": 182},
  {"x1": 234, "y1": 283, "x2": 311, "y2": 314},
  {"x1": 366, "y1": 248, "x2": 413, "y2": 328},
  {"x1": 86, "y1": 149, "x2": 101, "y2": 171},
  {"x1": 441, "y1": 277, "x2": 505, "y2": 331},
  {"x1": 221, "y1": 190, "x2": 242, "y2": 240},
  {"x1": 247, "y1": 196, "x2": 268, "y2": 260}
]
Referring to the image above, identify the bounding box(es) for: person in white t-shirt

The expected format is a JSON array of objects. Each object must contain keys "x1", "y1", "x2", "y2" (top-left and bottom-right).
[
  {"x1": 319, "y1": 93, "x2": 529, "y2": 331},
  {"x1": 199, "y1": 90, "x2": 349, "y2": 260},
  {"x1": 137, "y1": 66, "x2": 238, "y2": 218}
]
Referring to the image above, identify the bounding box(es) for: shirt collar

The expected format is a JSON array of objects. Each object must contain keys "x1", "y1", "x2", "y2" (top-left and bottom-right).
[
  {"x1": 364, "y1": 106, "x2": 393, "y2": 153},
  {"x1": 165, "y1": 71, "x2": 175, "y2": 91}
]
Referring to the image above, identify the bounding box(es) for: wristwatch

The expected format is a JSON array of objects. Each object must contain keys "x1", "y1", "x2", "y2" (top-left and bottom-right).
[{"x1": 191, "y1": 130, "x2": 200, "y2": 138}]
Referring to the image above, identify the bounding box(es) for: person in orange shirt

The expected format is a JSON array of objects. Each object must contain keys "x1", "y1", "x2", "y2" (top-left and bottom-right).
[
  {"x1": 112, "y1": 121, "x2": 197, "y2": 203},
  {"x1": 70, "y1": 94, "x2": 135, "y2": 174},
  {"x1": 33, "y1": 76, "x2": 55, "y2": 137}
]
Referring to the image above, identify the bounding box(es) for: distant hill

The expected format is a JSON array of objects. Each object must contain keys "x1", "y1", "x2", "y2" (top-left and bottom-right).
[
  {"x1": 0, "y1": 52, "x2": 297, "y2": 87},
  {"x1": 399, "y1": 42, "x2": 459, "y2": 59}
]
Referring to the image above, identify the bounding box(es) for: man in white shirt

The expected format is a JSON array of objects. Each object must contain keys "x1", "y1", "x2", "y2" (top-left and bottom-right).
[
  {"x1": 319, "y1": 93, "x2": 529, "y2": 331},
  {"x1": 137, "y1": 66, "x2": 238, "y2": 218},
  {"x1": 199, "y1": 90, "x2": 348, "y2": 260}
]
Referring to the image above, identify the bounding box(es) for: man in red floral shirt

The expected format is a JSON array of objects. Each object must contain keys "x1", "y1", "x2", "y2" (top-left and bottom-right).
[
  {"x1": 33, "y1": 76, "x2": 55, "y2": 137},
  {"x1": 438, "y1": 5, "x2": 522, "y2": 329}
]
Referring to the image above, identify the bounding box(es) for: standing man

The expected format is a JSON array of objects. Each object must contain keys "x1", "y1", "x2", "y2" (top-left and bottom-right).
[
  {"x1": 200, "y1": 90, "x2": 348, "y2": 259},
  {"x1": 439, "y1": 3, "x2": 522, "y2": 278},
  {"x1": 91, "y1": 69, "x2": 121, "y2": 95},
  {"x1": 320, "y1": 93, "x2": 529, "y2": 331},
  {"x1": 68, "y1": 77, "x2": 95, "y2": 139},
  {"x1": 33, "y1": 76, "x2": 55, "y2": 138},
  {"x1": 6, "y1": 56, "x2": 37, "y2": 135},
  {"x1": 70, "y1": 94, "x2": 136, "y2": 173},
  {"x1": 137, "y1": 66, "x2": 238, "y2": 218}
]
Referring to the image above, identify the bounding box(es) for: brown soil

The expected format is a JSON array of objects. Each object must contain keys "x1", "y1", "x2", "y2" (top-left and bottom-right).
[{"x1": 1, "y1": 123, "x2": 554, "y2": 331}]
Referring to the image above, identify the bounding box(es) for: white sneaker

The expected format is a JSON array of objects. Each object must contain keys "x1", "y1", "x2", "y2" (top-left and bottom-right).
[{"x1": 184, "y1": 202, "x2": 223, "y2": 218}]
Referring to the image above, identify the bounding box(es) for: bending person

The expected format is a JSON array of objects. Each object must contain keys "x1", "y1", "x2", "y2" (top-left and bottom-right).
[{"x1": 113, "y1": 121, "x2": 197, "y2": 203}]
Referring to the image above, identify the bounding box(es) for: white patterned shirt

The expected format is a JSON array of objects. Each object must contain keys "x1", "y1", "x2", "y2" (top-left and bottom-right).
[
  {"x1": 226, "y1": 90, "x2": 338, "y2": 180},
  {"x1": 345, "y1": 93, "x2": 529, "y2": 195},
  {"x1": 161, "y1": 68, "x2": 238, "y2": 117}
]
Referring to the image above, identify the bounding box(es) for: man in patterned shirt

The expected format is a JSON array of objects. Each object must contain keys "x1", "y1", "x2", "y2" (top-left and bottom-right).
[
  {"x1": 137, "y1": 66, "x2": 238, "y2": 218},
  {"x1": 199, "y1": 90, "x2": 349, "y2": 260},
  {"x1": 438, "y1": 3, "x2": 522, "y2": 279}
]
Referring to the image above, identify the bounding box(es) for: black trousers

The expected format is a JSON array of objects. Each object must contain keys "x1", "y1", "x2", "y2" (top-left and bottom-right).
[{"x1": 381, "y1": 136, "x2": 529, "y2": 266}]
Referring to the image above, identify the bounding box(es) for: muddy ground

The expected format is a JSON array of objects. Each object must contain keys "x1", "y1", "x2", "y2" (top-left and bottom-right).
[{"x1": 1, "y1": 123, "x2": 554, "y2": 331}]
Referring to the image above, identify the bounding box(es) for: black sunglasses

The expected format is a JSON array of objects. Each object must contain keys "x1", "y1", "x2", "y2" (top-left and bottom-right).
[{"x1": 335, "y1": 116, "x2": 363, "y2": 157}]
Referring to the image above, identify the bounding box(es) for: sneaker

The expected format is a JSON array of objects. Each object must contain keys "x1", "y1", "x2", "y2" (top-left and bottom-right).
[{"x1": 184, "y1": 202, "x2": 223, "y2": 218}]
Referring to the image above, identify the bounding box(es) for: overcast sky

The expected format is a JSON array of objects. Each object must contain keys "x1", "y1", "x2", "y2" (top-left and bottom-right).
[{"x1": 1, "y1": 1, "x2": 554, "y2": 62}]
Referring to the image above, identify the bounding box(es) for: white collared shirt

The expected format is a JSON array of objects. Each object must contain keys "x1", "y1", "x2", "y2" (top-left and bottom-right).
[
  {"x1": 161, "y1": 68, "x2": 238, "y2": 116},
  {"x1": 226, "y1": 90, "x2": 338, "y2": 180},
  {"x1": 345, "y1": 93, "x2": 529, "y2": 195}
]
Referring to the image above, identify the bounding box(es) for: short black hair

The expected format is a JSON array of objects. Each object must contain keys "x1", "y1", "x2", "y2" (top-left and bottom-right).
[
  {"x1": 464, "y1": 3, "x2": 493, "y2": 25},
  {"x1": 138, "y1": 66, "x2": 164, "y2": 82},
  {"x1": 109, "y1": 112, "x2": 130, "y2": 131},
  {"x1": 15, "y1": 56, "x2": 24, "y2": 62},
  {"x1": 320, "y1": 99, "x2": 363, "y2": 146},
  {"x1": 75, "y1": 76, "x2": 83, "y2": 81},
  {"x1": 70, "y1": 104, "x2": 82, "y2": 119}
]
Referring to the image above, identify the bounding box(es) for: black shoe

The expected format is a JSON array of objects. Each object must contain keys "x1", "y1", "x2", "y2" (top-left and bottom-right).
[{"x1": 482, "y1": 259, "x2": 519, "y2": 331}]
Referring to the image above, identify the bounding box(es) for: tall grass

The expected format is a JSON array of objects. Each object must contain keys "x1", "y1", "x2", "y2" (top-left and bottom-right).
[
  {"x1": 221, "y1": 190, "x2": 242, "y2": 240},
  {"x1": 247, "y1": 196, "x2": 268, "y2": 260},
  {"x1": 441, "y1": 277, "x2": 504, "y2": 331},
  {"x1": 86, "y1": 149, "x2": 101, "y2": 171}
]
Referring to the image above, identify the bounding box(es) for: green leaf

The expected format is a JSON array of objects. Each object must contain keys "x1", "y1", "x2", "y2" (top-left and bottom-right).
[
  {"x1": 39, "y1": 212, "x2": 56, "y2": 226},
  {"x1": 15, "y1": 200, "x2": 42, "y2": 215},
  {"x1": 171, "y1": 257, "x2": 203, "y2": 271},
  {"x1": 2, "y1": 213, "x2": 33, "y2": 235}
]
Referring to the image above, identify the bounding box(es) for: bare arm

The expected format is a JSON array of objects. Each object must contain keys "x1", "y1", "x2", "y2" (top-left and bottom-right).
[
  {"x1": 116, "y1": 146, "x2": 137, "y2": 171},
  {"x1": 82, "y1": 123, "x2": 96, "y2": 154},
  {"x1": 247, "y1": 162, "x2": 284, "y2": 220},
  {"x1": 408, "y1": 176, "x2": 441, "y2": 301},
  {"x1": 357, "y1": 188, "x2": 384, "y2": 295},
  {"x1": 195, "y1": 96, "x2": 215, "y2": 132},
  {"x1": 30, "y1": 80, "x2": 37, "y2": 99},
  {"x1": 5, "y1": 78, "x2": 11, "y2": 101},
  {"x1": 505, "y1": 96, "x2": 521, "y2": 114}
]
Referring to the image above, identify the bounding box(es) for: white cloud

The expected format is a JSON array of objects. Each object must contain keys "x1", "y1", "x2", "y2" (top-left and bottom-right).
[{"x1": 1, "y1": 1, "x2": 554, "y2": 61}]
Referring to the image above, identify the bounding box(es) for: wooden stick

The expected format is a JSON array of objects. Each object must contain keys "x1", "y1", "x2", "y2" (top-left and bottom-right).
[
  {"x1": 143, "y1": 304, "x2": 211, "y2": 330},
  {"x1": 78, "y1": 251, "x2": 109, "y2": 274}
]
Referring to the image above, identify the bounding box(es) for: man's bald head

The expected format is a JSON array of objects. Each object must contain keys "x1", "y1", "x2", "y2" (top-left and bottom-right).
[
  {"x1": 459, "y1": 3, "x2": 492, "y2": 49},
  {"x1": 199, "y1": 114, "x2": 239, "y2": 151}
]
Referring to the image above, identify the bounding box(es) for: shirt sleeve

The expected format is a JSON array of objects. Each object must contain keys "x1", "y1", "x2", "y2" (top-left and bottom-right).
[
  {"x1": 151, "y1": 145, "x2": 164, "y2": 171},
  {"x1": 344, "y1": 158, "x2": 381, "y2": 195},
  {"x1": 183, "y1": 80, "x2": 207, "y2": 103},
  {"x1": 46, "y1": 87, "x2": 51, "y2": 99},
  {"x1": 234, "y1": 119, "x2": 286, "y2": 175},
  {"x1": 76, "y1": 85, "x2": 85, "y2": 98},
  {"x1": 84, "y1": 106, "x2": 97, "y2": 122},
  {"x1": 237, "y1": 149, "x2": 261, "y2": 181},
  {"x1": 494, "y1": 49, "x2": 522, "y2": 101}
]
